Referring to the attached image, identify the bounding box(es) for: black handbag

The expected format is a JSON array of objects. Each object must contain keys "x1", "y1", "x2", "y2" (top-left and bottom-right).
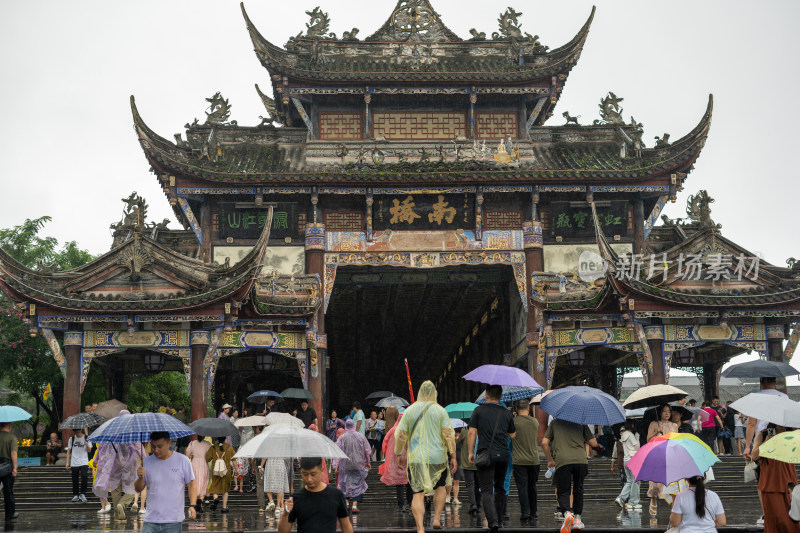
[
  {"x1": 475, "y1": 408, "x2": 502, "y2": 468},
  {"x1": 0, "y1": 459, "x2": 12, "y2": 477}
]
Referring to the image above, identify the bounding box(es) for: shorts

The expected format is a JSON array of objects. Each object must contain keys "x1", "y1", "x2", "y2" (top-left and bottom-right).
[
  {"x1": 453, "y1": 467, "x2": 464, "y2": 482},
  {"x1": 734, "y1": 426, "x2": 745, "y2": 439},
  {"x1": 413, "y1": 468, "x2": 448, "y2": 494}
]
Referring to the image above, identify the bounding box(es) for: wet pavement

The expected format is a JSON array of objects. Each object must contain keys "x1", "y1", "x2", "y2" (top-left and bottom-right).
[{"x1": 0, "y1": 498, "x2": 765, "y2": 532}]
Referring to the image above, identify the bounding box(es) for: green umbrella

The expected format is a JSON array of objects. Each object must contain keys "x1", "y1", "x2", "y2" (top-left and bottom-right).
[
  {"x1": 280, "y1": 388, "x2": 314, "y2": 400},
  {"x1": 445, "y1": 402, "x2": 479, "y2": 419}
]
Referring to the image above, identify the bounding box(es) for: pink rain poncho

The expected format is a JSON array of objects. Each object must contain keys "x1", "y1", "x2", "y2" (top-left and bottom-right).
[
  {"x1": 335, "y1": 419, "x2": 370, "y2": 499},
  {"x1": 93, "y1": 441, "x2": 144, "y2": 497},
  {"x1": 380, "y1": 415, "x2": 409, "y2": 486},
  {"x1": 394, "y1": 381, "x2": 455, "y2": 494}
]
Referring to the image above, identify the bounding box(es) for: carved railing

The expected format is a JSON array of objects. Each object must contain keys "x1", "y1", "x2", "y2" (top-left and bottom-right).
[{"x1": 253, "y1": 274, "x2": 321, "y2": 315}]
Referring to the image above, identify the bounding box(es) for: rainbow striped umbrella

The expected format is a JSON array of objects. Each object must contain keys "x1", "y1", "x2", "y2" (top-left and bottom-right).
[{"x1": 626, "y1": 432, "x2": 719, "y2": 485}]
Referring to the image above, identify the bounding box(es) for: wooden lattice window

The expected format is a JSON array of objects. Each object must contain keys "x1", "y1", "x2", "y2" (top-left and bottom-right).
[
  {"x1": 485, "y1": 210, "x2": 523, "y2": 230},
  {"x1": 323, "y1": 211, "x2": 364, "y2": 232}
]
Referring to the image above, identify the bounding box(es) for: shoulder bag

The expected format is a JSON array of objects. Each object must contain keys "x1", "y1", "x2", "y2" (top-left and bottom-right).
[{"x1": 475, "y1": 407, "x2": 502, "y2": 468}]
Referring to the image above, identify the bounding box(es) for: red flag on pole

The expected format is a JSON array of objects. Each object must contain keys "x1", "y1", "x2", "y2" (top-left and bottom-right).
[{"x1": 404, "y1": 358, "x2": 415, "y2": 403}]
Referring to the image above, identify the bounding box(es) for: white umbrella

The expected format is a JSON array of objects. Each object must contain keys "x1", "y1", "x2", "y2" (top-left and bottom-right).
[
  {"x1": 730, "y1": 393, "x2": 800, "y2": 428},
  {"x1": 234, "y1": 423, "x2": 347, "y2": 459},
  {"x1": 234, "y1": 415, "x2": 268, "y2": 427},
  {"x1": 265, "y1": 412, "x2": 304, "y2": 428},
  {"x1": 450, "y1": 418, "x2": 468, "y2": 429},
  {"x1": 622, "y1": 384, "x2": 689, "y2": 409}
]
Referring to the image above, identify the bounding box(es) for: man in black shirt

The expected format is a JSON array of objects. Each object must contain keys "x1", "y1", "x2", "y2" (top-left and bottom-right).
[
  {"x1": 279, "y1": 457, "x2": 352, "y2": 533},
  {"x1": 296, "y1": 400, "x2": 318, "y2": 429},
  {"x1": 468, "y1": 385, "x2": 516, "y2": 532}
]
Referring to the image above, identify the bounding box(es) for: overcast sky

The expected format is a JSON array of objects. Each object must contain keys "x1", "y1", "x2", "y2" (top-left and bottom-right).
[{"x1": 1, "y1": 1, "x2": 798, "y2": 374}]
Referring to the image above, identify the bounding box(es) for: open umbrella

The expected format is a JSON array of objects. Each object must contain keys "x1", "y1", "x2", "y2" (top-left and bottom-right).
[
  {"x1": 463, "y1": 364, "x2": 541, "y2": 388},
  {"x1": 445, "y1": 402, "x2": 479, "y2": 419},
  {"x1": 758, "y1": 430, "x2": 800, "y2": 464},
  {"x1": 189, "y1": 417, "x2": 238, "y2": 438},
  {"x1": 721, "y1": 359, "x2": 800, "y2": 379},
  {"x1": 627, "y1": 432, "x2": 720, "y2": 485},
  {"x1": 625, "y1": 408, "x2": 649, "y2": 419},
  {"x1": 376, "y1": 395, "x2": 410, "y2": 408},
  {"x1": 280, "y1": 388, "x2": 314, "y2": 400},
  {"x1": 531, "y1": 390, "x2": 553, "y2": 405},
  {"x1": 365, "y1": 391, "x2": 396, "y2": 400},
  {"x1": 265, "y1": 412, "x2": 304, "y2": 428},
  {"x1": 88, "y1": 412, "x2": 194, "y2": 444},
  {"x1": 450, "y1": 418, "x2": 468, "y2": 429},
  {"x1": 622, "y1": 384, "x2": 689, "y2": 409},
  {"x1": 93, "y1": 399, "x2": 127, "y2": 420},
  {"x1": 730, "y1": 392, "x2": 800, "y2": 428},
  {"x1": 0, "y1": 406, "x2": 32, "y2": 423},
  {"x1": 59, "y1": 413, "x2": 106, "y2": 430},
  {"x1": 234, "y1": 415, "x2": 268, "y2": 428},
  {"x1": 247, "y1": 390, "x2": 283, "y2": 403},
  {"x1": 234, "y1": 423, "x2": 346, "y2": 459},
  {"x1": 475, "y1": 385, "x2": 544, "y2": 405},
  {"x1": 540, "y1": 386, "x2": 625, "y2": 426}
]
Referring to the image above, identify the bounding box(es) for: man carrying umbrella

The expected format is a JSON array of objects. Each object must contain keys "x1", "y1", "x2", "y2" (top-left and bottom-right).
[{"x1": 134, "y1": 432, "x2": 197, "y2": 532}]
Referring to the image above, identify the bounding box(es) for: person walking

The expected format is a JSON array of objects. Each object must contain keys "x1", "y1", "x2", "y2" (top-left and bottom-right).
[
  {"x1": 352, "y1": 402, "x2": 365, "y2": 436},
  {"x1": 733, "y1": 410, "x2": 746, "y2": 456},
  {"x1": 278, "y1": 457, "x2": 354, "y2": 533},
  {"x1": 134, "y1": 431, "x2": 197, "y2": 533},
  {"x1": 326, "y1": 410, "x2": 345, "y2": 442},
  {"x1": 447, "y1": 427, "x2": 464, "y2": 506},
  {"x1": 669, "y1": 475, "x2": 726, "y2": 532},
  {"x1": 612, "y1": 422, "x2": 641, "y2": 511},
  {"x1": 645, "y1": 404, "x2": 678, "y2": 517},
  {"x1": 380, "y1": 407, "x2": 412, "y2": 512},
  {"x1": 460, "y1": 422, "x2": 481, "y2": 516},
  {"x1": 467, "y1": 385, "x2": 516, "y2": 533},
  {"x1": 512, "y1": 399, "x2": 540, "y2": 522},
  {"x1": 262, "y1": 455, "x2": 289, "y2": 518},
  {"x1": 752, "y1": 424, "x2": 799, "y2": 532},
  {"x1": 335, "y1": 419, "x2": 371, "y2": 514},
  {"x1": 217, "y1": 404, "x2": 233, "y2": 447},
  {"x1": 365, "y1": 411, "x2": 381, "y2": 462},
  {"x1": 296, "y1": 400, "x2": 318, "y2": 430},
  {"x1": 65, "y1": 427, "x2": 92, "y2": 503},
  {"x1": 0, "y1": 421, "x2": 19, "y2": 520},
  {"x1": 184, "y1": 435, "x2": 211, "y2": 512},
  {"x1": 541, "y1": 416, "x2": 598, "y2": 531},
  {"x1": 395, "y1": 381, "x2": 456, "y2": 533},
  {"x1": 205, "y1": 436, "x2": 235, "y2": 513}
]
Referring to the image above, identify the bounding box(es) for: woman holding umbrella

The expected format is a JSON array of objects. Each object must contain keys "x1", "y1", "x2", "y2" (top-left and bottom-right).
[
  {"x1": 645, "y1": 404, "x2": 677, "y2": 517},
  {"x1": 185, "y1": 435, "x2": 211, "y2": 512},
  {"x1": 752, "y1": 424, "x2": 798, "y2": 532},
  {"x1": 205, "y1": 436, "x2": 235, "y2": 513}
]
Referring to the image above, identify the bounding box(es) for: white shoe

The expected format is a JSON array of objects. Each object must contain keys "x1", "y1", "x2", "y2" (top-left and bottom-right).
[
  {"x1": 139, "y1": 508, "x2": 146, "y2": 515},
  {"x1": 756, "y1": 516, "x2": 764, "y2": 526},
  {"x1": 265, "y1": 502, "x2": 276, "y2": 514},
  {"x1": 453, "y1": 498, "x2": 462, "y2": 506},
  {"x1": 274, "y1": 508, "x2": 282, "y2": 519},
  {"x1": 573, "y1": 515, "x2": 585, "y2": 530},
  {"x1": 131, "y1": 503, "x2": 139, "y2": 512},
  {"x1": 71, "y1": 496, "x2": 80, "y2": 502},
  {"x1": 446, "y1": 496, "x2": 451, "y2": 504},
  {"x1": 632, "y1": 504, "x2": 642, "y2": 510},
  {"x1": 614, "y1": 498, "x2": 624, "y2": 509},
  {"x1": 97, "y1": 505, "x2": 110, "y2": 515}
]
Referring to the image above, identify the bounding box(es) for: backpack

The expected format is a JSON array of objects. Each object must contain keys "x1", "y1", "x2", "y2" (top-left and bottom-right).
[{"x1": 212, "y1": 447, "x2": 228, "y2": 477}]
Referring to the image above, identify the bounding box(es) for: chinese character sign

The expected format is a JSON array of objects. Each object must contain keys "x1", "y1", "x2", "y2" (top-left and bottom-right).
[
  {"x1": 218, "y1": 203, "x2": 299, "y2": 240},
  {"x1": 375, "y1": 194, "x2": 474, "y2": 231},
  {"x1": 550, "y1": 201, "x2": 627, "y2": 239}
]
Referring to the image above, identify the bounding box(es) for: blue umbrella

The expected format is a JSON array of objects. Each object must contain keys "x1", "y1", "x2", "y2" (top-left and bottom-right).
[
  {"x1": 475, "y1": 385, "x2": 544, "y2": 405},
  {"x1": 540, "y1": 386, "x2": 625, "y2": 426},
  {"x1": 247, "y1": 390, "x2": 283, "y2": 403},
  {"x1": 88, "y1": 413, "x2": 194, "y2": 444},
  {"x1": 463, "y1": 364, "x2": 542, "y2": 388},
  {"x1": 0, "y1": 406, "x2": 32, "y2": 423}
]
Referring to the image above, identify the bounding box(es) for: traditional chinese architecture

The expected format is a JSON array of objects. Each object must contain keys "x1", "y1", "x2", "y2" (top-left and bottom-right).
[{"x1": 2, "y1": 0, "x2": 797, "y2": 424}]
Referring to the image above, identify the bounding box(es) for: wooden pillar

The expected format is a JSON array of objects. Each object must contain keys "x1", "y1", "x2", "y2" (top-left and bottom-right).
[
  {"x1": 62, "y1": 336, "x2": 82, "y2": 442},
  {"x1": 190, "y1": 341, "x2": 208, "y2": 421},
  {"x1": 633, "y1": 195, "x2": 645, "y2": 255},
  {"x1": 305, "y1": 222, "x2": 326, "y2": 427},
  {"x1": 200, "y1": 201, "x2": 212, "y2": 263},
  {"x1": 523, "y1": 212, "x2": 548, "y2": 439},
  {"x1": 767, "y1": 324, "x2": 788, "y2": 393},
  {"x1": 702, "y1": 363, "x2": 720, "y2": 402},
  {"x1": 648, "y1": 339, "x2": 666, "y2": 385}
]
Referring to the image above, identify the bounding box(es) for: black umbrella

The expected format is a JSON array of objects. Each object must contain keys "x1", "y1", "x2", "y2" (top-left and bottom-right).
[
  {"x1": 59, "y1": 412, "x2": 106, "y2": 430},
  {"x1": 366, "y1": 391, "x2": 396, "y2": 400},
  {"x1": 247, "y1": 390, "x2": 284, "y2": 403},
  {"x1": 721, "y1": 359, "x2": 800, "y2": 379},
  {"x1": 280, "y1": 388, "x2": 314, "y2": 400},
  {"x1": 189, "y1": 418, "x2": 238, "y2": 438}
]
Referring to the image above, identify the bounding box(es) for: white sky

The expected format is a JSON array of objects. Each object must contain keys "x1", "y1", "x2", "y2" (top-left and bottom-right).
[{"x1": 0, "y1": 0, "x2": 798, "y2": 265}]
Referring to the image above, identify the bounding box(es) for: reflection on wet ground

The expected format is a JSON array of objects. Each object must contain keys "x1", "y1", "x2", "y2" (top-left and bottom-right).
[{"x1": 1, "y1": 497, "x2": 765, "y2": 532}]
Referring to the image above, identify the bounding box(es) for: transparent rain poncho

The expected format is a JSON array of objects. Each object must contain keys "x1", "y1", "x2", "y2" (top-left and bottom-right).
[
  {"x1": 394, "y1": 381, "x2": 455, "y2": 494},
  {"x1": 335, "y1": 420, "x2": 370, "y2": 498}
]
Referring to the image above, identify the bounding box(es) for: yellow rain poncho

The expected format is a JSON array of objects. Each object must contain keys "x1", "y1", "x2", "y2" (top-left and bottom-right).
[{"x1": 394, "y1": 381, "x2": 455, "y2": 494}]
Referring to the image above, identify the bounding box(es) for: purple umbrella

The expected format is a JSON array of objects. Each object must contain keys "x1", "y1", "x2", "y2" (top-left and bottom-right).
[{"x1": 463, "y1": 364, "x2": 541, "y2": 388}]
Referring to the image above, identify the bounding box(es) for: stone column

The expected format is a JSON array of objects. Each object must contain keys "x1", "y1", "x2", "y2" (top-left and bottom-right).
[
  {"x1": 305, "y1": 223, "x2": 326, "y2": 426},
  {"x1": 190, "y1": 332, "x2": 210, "y2": 421},
  {"x1": 767, "y1": 324, "x2": 788, "y2": 393},
  {"x1": 644, "y1": 326, "x2": 666, "y2": 385}
]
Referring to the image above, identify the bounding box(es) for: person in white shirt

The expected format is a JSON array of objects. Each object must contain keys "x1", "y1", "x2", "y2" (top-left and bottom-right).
[
  {"x1": 669, "y1": 475, "x2": 726, "y2": 532},
  {"x1": 612, "y1": 423, "x2": 641, "y2": 510},
  {"x1": 65, "y1": 429, "x2": 92, "y2": 502},
  {"x1": 733, "y1": 409, "x2": 747, "y2": 456}
]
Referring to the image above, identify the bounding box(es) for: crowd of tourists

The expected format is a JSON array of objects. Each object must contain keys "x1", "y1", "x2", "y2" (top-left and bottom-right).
[{"x1": 1, "y1": 376, "x2": 799, "y2": 533}]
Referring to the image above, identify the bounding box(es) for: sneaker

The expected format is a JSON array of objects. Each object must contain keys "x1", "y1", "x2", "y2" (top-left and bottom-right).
[
  {"x1": 453, "y1": 498, "x2": 462, "y2": 506},
  {"x1": 615, "y1": 497, "x2": 624, "y2": 509},
  {"x1": 115, "y1": 504, "x2": 126, "y2": 520},
  {"x1": 554, "y1": 511, "x2": 564, "y2": 520},
  {"x1": 97, "y1": 505, "x2": 110, "y2": 515},
  {"x1": 573, "y1": 515, "x2": 585, "y2": 530},
  {"x1": 273, "y1": 508, "x2": 281, "y2": 519},
  {"x1": 79, "y1": 494, "x2": 88, "y2": 503},
  {"x1": 139, "y1": 508, "x2": 146, "y2": 515},
  {"x1": 446, "y1": 496, "x2": 451, "y2": 504},
  {"x1": 71, "y1": 495, "x2": 80, "y2": 502},
  {"x1": 131, "y1": 503, "x2": 139, "y2": 512},
  {"x1": 265, "y1": 502, "x2": 276, "y2": 514},
  {"x1": 631, "y1": 504, "x2": 642, "y2": 510},
  {"x1": 756, "y1": 516, "x2": 764, "y2": 526},
  {"x1": 560, "y1": 511, "x2": 575, "y2": 533}
]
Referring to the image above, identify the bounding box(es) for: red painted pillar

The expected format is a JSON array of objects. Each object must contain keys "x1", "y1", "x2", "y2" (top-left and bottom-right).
[
  {"x1": 62, "y1": 341, "x2": 81, "y2": 442},
  {"x1": 190, "y1": 341, "x2": 208, "y2": 421},
  {"x1": 523, "y1": 220, "x2": 548, "y2": 440},
  {"x1": 305, "y1": 222, "x2": 326, "y2": 429},
  {"x1": 767, "y1": 324, "x2": 788, "y2": 393}
]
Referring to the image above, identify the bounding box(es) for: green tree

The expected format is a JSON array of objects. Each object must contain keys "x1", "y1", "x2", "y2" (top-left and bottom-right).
[
  {"x1": 126, "y1": 372, "x2": 190, "y2": 414},
  {"x1": 0, "y1": 216, "x2": 94, "y2": 442}
]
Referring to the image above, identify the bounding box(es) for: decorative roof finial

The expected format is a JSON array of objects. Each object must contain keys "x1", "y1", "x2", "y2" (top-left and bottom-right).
[{"x1": 685, "y1": 190, "x2": 719, "y2": 229}]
